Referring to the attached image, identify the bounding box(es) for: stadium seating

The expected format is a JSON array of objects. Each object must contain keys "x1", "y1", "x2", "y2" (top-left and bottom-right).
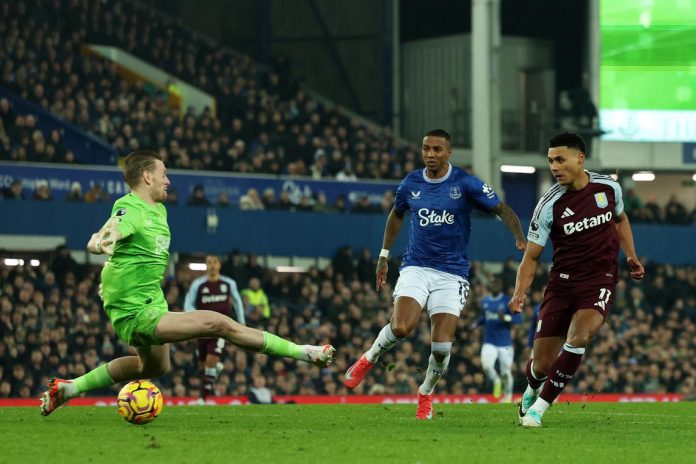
[
  {"x1": 0, "y1": 0, "x2": 415, "y2": 180},
  {"x1": 1, "y1": 249, "x2": 694, "y2": 399}
]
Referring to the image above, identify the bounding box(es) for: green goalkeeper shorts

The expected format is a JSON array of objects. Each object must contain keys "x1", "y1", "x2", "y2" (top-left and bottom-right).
[{"x1": 105, "y1": 292, "x2": 169, "y2": 347}]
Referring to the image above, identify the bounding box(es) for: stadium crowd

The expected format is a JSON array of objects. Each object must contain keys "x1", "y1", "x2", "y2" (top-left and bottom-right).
[
  {"x1": 2, "y1": 172, "x2": 695, "y2": 224},
  {"x1": 1, "y1": 246, "x2": 695, "y2": 400},
  {"x1": 0, "y1": 0, "x2": 417, "y2": 180}
]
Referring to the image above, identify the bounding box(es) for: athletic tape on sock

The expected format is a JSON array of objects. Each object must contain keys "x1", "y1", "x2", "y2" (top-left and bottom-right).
[
  {"x1": 563, "y1": 343, "x2": 586, "y2": 355},
  {"x1": 530, "y1": 360, "x2": 547, "y2": 381},
  {"x1": 431, "y1": 341, "x2": 452, "y2": 354}
]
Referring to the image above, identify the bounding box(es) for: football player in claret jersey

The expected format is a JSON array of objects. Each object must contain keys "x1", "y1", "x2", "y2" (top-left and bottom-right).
[
  {"x1": 40, "y1": 150, "x2": 335, "y2": 416},
  {"x1": 475, "y1": 277, "x2": 520, "y2": 403},
  {"x1": 184, "y1": 255, "x2": 245, "y2": 402},
  {"x1": 510, "y1": 132, "x2": 645, "y2": 427},
  {"x1": 344, "y1": 129, "x2": 527, "y2": 419}
]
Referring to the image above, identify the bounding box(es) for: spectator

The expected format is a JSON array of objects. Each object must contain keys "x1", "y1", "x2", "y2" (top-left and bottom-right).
[
  {"x1": 276, "y1": 190, "x2": 294, "y2": 211},
  {"x1": 248, "y1": 375, "x2": 275, "y2": 404},
  {"x1": 295, "y1": 195, "x2": 314, "y2": 212},
  {"x1": 0, "y1": 98, "x2": 15, "y2": 130},
  {"x1": 334, "y1": 194, "x2": 348, "y2": 213},
  {"x1": 220, "y1": 250, "x2": 248, "y2": 289},
  {"x1": 3, "y1": 179, "x2": 24, "y2": 200},
  {"x1": 239, "y1": 188, "x2": 264, "y2": 211},
  {"x1": 84, "y1": 185, "x2": 110, "y2": 203},
  {"x1": 379, "y1": 190, "x2": 395, "y2": 214},
  {"x1": 261, "y1": 188, "x2": 277, "y2": 210},
  {"x1": 350, "y1": 195, "x2": 378, "y2": 214},
  {"x1": 165, "y1": 187, "x2": 179, "y2": 205},
  {"x1": 242, "y1": 277, "x2": 271, "y2": 319},
  {"x1": 336, "y1": 165, "x2": 358, "y2": 182},
  {"x1": 32, "y1": 179, "x2": 53, "y2": 201},
  {"x1": 664, "y1": 195, "x2": 688, "y2": 225},
  {"x1": 356, "y1": 248, "x2": 375, "y2": 284},
  {"x1": 313, "y1": 192, "x2": 336, "y2": 213},
  {"x1": 623, "y1": 189, "x2": 643, "y2": 216},
  {"x1": 187, "y1": 184, "x2": 211, "y2": 207},
  {"x1": 216, "y1": 191, "x2": 231, "y2": 208},
  {"x1": 50, "y1": 245, "x2": 80, "y2": 289},
  {"x1": 310, "y1": 149, "x2": 329, "y2": 179},
  {"x1": 644, "y1": 196, "x2": 663, "y2": 223},
  {"x1": 0, "y1": 255, "x2": 696, "y2": 397},
  {"x1": 65, "y1": 182, "x2": 83, "y2": 202}
]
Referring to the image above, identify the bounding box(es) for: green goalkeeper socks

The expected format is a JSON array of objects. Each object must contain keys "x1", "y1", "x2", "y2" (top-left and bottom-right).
[
  {"x1": 74, "y1": 364, "x2": 115, "y2": 394},
  {"x1": 260, "y1": 332, "x2": 306, "y2": 361}
]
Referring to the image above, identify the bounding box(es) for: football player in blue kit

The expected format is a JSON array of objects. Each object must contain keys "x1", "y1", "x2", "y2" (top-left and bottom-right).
[
  {"x1": 344, "y1": 129, "x2": 526, "y2": 419},
  {"x1": 475, "y1": 277, "x2": 521, "y2": 403}
]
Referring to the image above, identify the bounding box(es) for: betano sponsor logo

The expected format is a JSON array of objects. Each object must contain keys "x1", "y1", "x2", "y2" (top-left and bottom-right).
[
  {"x1": 202, "y1": 294, "x2": 228, "y2": 304},
  {"x1": 418, "y1": 208, "x2": 455, "y2": 226},
  {"x1": 563, "y1": 212, "x2": 613, "y2": 235}
]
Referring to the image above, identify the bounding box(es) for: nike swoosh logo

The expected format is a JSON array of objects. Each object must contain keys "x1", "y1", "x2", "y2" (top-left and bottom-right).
[{"x1": 345, "y1": 366, "x2": 355, "y2": 380}]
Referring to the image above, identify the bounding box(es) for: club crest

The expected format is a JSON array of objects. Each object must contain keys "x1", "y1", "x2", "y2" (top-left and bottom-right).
[
  {"x1": 594, "y1": 192, "x2": 608, "y2": 208},
  {"x1": 449, "y1": 186, "x2": 462, "y2": 199}
]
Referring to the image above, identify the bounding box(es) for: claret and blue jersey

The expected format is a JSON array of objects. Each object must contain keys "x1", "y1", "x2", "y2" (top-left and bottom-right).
[{"x1": 394, "y1": 164, "x2": 501, "y2": 279}]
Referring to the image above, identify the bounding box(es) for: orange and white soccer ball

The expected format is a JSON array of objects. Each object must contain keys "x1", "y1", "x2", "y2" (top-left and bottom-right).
[{"x1": 117, "y1": 380, "x2": 163, "y2": 425}]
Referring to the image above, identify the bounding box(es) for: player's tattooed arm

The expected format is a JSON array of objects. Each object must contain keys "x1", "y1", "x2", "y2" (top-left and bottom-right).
[
  {"x1": 491, "y1": 202, "x2": 527, "y2": 251},
  {"x1": 376, "y1": 207, "x2": 405, "y2": 291},
  {"x1": 86, "y1": 218, "x2": 122, "y2": 256}
]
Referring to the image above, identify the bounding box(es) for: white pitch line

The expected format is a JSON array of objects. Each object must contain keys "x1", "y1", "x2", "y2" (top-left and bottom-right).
[{"x1": 555, "y1": 411, "x2": 694, "y2": 418}]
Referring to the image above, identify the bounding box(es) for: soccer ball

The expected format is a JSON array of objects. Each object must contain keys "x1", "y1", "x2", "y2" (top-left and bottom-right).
[{"x1": 117, "y1": 380, "x2": 163, "y2": 425}]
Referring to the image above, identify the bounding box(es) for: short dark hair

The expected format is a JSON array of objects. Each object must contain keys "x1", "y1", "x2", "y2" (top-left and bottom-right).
[
  {"x1": 123, "y1": 150, "x2": 161, "y2": 187},
  {"x1": 424, "y1": 129, "x2": 452, "y2": 145},
  {"x1": 548, "y1": 131, "x2": 586, "y2": 154}
]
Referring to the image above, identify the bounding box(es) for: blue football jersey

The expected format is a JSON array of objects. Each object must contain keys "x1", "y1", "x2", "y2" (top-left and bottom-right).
[
  {"x1": 394, "y1": 164, "x2": 500, "y2": 278},
  {"x1": 480, "y1": 293, "x2": 520, "y2": 347}
]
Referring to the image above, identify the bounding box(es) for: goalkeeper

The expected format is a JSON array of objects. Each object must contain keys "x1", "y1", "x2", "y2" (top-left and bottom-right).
[{"x1": 40, "y1": 150, "x2": 335, "y2": 415}]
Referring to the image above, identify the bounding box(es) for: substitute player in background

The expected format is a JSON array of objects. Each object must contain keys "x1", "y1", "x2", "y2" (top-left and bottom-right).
[
  {"x1": 475, "y1": 277, "x2": 520, "y2": 403},
  {"x1": 184, "y1": 255, "x2": 245, "y2": 402},
  {"x1": 344, "y1": 129, "x2": 527, "y2": 419},
  {"x1": 510, "y1": 132, "x2": 644, "y2": 427},
  {"x1": 40, "y1": 150, "x2": 335, "y2": 415}
]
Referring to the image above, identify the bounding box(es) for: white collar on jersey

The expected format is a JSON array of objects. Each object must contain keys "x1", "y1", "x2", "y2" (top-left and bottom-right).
[{"x1": 421, "y1": 163, "x2": 452, "y2": 184}]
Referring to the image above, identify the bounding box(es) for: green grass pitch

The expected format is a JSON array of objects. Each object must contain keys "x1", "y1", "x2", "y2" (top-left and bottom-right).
[{"x1": 3, "y1": 403, "x2": 696, "y2": 463}]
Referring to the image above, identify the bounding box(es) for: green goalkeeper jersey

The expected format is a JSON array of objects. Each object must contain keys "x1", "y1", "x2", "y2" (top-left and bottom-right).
[{"x1": 101, "y1": 193, "x2": 171, "y2": 311}]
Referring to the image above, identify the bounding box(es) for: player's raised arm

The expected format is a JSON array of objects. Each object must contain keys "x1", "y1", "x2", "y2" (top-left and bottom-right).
[
  {"x1": 509, "y1": 242, "x2": 544, "y2": 313},
  {"x1": 491, "y1": 202, "x2": 527, "y2": 251},
  {"x1": 614, "y1": 212, "x2": 645, "y2": 281},
  {"x1": 376, "y1": 207, "x2": 405, "y2": 291}
]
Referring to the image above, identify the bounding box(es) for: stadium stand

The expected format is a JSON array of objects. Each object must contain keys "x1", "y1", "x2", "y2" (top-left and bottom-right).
[
  {"x1": 0, "y1": 0, "x2": 417, "y2": 179},
  {"x1": 1, "y1": 249, "x2": 694, "y2": 399}
]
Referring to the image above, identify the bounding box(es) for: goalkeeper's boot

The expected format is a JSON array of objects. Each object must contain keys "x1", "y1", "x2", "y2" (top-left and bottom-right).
[
  {"x1": 39, "y1": 378, "x2": 74, "y2": 416},
  {"x1": 493, "y1": 377, "x2": 502, "y2": 399},
  {"x1": 344, "y1": 354, "x2": 374, "y2": 390},
  {"x1": 416, "y1": 392, "x2": 433, "y2": 420},
  {"x1": 307, "y1": 344, "x2": 336, "y2": 368},
  {"x1": 521, "y1": 408, "x2": 543, "y2": 428},
  {"x1": 517, "y1": 386, "x2": 540, "y2": 424}
]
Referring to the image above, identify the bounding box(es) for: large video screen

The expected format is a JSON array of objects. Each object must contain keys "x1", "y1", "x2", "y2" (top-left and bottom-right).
[{"x1": 600, "y1": 1, "x2": 696, "y2": 142}]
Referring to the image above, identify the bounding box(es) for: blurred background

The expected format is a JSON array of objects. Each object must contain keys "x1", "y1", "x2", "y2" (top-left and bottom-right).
[{"x1": 0, "y1": 0, "x2": 694, "y2": 402}]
